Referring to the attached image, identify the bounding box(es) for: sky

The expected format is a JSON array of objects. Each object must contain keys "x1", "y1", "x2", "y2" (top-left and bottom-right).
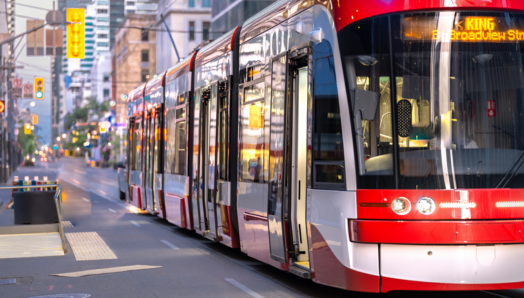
[{"x1": 14, "y1": 0, "x2": 54, "y2": 146}]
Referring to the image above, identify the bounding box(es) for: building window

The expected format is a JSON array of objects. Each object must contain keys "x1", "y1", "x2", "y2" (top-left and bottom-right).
[
  {"x1": 141, "y1": 70, "x2": 149, "y2": 82},
  {"x1": 202, "y1": 0, "x2": 210, "y2": 7},
  {"x1": 103, "y1": 74, "x2": 110, "y2": 82},
  {"x1": 97, "y1": 33, "x2": 108, "y2": 39},
  {"x1": 126, "y1": 1, "x2": 135, "y2": 5},
  {"x1": 97, "y1": 9, "x2": 108, "y2": 14},
  {"x1": 97, "y1": 17, "x2": 109, "y2": 22},
  {"x1": 189, "y1": 21, "x2": 195, "y2": 41},
  {"x1": 189, "y1": 0, "x2": 195, "y2": 7},
  {"x1": 141, "y1": 50, "x2": 149, "y2": 62},
  {"x1": 98, "y1": 0, "x2": 109, "y2": 4},
  {"x1": 203, "y1": 22, "x2": 210, "y2": 41},
  {"x1": 140, "y1": 29, "x2": 149, "y2": 41},
  {"x1": 126, "y1": 10, "x2": 135, "y2": 14},
  {"x1": 103, "y1": 89, "x2": 110, "y2": 100},
  {"x1": 97, "y1": 42, "x2": 109, "y2": 47}
]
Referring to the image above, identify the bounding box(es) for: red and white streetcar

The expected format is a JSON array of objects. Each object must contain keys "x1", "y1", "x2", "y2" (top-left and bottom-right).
[{"x1": 118, "y1": 0, "x2": 524, "y2": 292}]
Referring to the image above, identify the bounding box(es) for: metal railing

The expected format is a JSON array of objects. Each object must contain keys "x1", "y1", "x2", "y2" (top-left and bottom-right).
[{"x1": 0, "y1": 184, "x2": 67, "y2": 253}]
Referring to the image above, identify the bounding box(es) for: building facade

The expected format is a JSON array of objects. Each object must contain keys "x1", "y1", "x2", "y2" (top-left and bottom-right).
[
  {"x1": 210, "y1": 0, "x2": 276, "y2": 39},
  {"x1": 113, "y1": 14, "x2": 156, "y2": 125},
  {"x1": 155, "y1": 0, "x2": 211, "y2": 73}
]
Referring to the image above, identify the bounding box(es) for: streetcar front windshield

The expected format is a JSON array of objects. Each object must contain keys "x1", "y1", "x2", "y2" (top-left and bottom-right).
[{"x1": 340, "y1": 12, "x2": 524, "y2": 189}]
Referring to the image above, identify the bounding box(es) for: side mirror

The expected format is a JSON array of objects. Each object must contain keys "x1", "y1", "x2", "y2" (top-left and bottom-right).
[{"x1": 397, "y1": 99, "x2": 412, "y2": 138}]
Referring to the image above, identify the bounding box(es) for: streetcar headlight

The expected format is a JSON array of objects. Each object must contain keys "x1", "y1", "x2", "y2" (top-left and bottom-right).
[
  {"x1": 391, "y1": 197, "x2": 411, "y2": 215},
  {"x1": 416, "y1": 197, "x2": 435, "y2": 215}
]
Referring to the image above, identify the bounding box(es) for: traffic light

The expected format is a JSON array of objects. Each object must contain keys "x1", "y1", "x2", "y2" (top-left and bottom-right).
[
  {"x1": 34, "y1": 77, "x2": 44, "y2": 99},
  {"x1": 24, "y1": 123, "x2": 31, "y2": 135},
  {"x1": 32, "y1": 114, "x2": 38, "y2": 124},
  {"x1": 66, "y1": 8, "x2": 85, "y2": 59},
  {"x1": 99, "y1": 122, "x2": 107, "y2": 133}
]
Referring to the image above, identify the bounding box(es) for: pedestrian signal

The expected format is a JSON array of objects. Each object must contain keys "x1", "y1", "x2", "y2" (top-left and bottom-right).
[
  {"x1": 34, "y1": 77, "x2": 44, "y2": 99},
  {"x1": 24, "y1": 123, "x2": 31, "y2": 135},
  {"x1": 99, "y1": 122, "x2": 107, "y2": 133},
  {"x1": 66, "y1": 8, "x2": 85, "y2": 59}
]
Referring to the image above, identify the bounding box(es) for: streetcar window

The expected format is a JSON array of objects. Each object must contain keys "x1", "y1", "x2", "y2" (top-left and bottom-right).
[
  {"x1": 165, "y1": 109, "x2": 177, "y2": 174},
  {"x1": 134, "y1": 121, "x2": 141, "y2": 171},
  {"x1": 339, "y1": 16, "x2": 395, "y2": 189},
  {"x1": 129, "y1": 124, "x2": 136, "y2": 170},
  {"x1": 312, "y1": 41, "x2": 346, "y2": 189},
  {"x1": 175, "y1": 119, "x2": 186, "y2": 175},
  {"x1": 239, "y1": 99, "x2": 265, "y2": 183}
]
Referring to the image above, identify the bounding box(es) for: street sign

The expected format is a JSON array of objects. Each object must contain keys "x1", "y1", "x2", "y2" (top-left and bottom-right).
[
  {"x1": 45, "y1": 10, "x2": 64, "y2": 27},
  {"x1": 24, "y1": 123, "x2": 31, "y2": 134},
  {"x1": 23, "y1": 84, "x2": 33, "y2": 98},
  {"x1": 12, "y1": 88, "x2": 22, "y2": 99},
  {"x1": 66, "y1": 9, "x2": 85, "y2": 59},
  {"x1": 27, "y1": 20, "x2": 45, "y2": 56},
  {"x1": 12, "y1": 78, "x2": 22, "y2": 88},
  {"x1": 488, "y1": 100, "x2": 496, "y2": 117}
]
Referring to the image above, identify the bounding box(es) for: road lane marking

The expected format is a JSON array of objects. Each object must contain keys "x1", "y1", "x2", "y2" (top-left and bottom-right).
[
  {"x1": 130, "y1": 220, "x2": 140, "y2": 227},
  {"x1": 71, "y1": 179, "x2": 81, "y2": 184},
  {"x1": 82, "y1": 198, "x2": 89, "y2": 202},
  {"x1": 52, "y1": 265, "x2": 162, "y2": 277},
  {"x1": 100, "y1": 180, "x2": 117, "y2": 186},
  {"x1": 160, "y1": 240, "x2": 179, "y2": 250},
  {"x1": 225, "y1": 279, "x2": 264, "y2": 298},
  {"x1": 58, "y1": 175, "x2": 120, "y2": 202},
  {"x1": 66, "y1": 232, "x2": 117, "y2": 261},
  {"x1": 74, "y1": 169, "x2": 86, "y2": 174},
  {"x1": 108, "y1": 208, "x2": 116, "y2": 213}
]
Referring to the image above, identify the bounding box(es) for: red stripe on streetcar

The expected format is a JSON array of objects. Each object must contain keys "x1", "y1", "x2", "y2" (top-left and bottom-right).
[{"x1": 350, "y1": 219, "x2": 524, "y2": 244}]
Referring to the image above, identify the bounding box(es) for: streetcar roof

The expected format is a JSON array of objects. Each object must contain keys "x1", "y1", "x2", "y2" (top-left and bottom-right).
[{"x1": 195, "y1": 26, "x2": 239, "y2": 70}]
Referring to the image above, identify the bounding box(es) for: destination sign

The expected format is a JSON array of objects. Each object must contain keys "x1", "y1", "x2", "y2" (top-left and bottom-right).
[{"x1": 403, "y1": 16, "x2": 524, "y2": 42}]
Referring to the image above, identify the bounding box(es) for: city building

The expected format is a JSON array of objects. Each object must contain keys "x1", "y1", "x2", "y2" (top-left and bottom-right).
[
  {"x1": 210, "y1": 0, "x2": 276, "y2": 39},
  {"x1": 155, "y1": 0, "x2": 211, "y2": 73},
  {"x1": 90, "y1": 52, "x2": 112, "y2": 103},
  {"x1": 112, "y1": 13, "x2": 156, "y2": 126}
]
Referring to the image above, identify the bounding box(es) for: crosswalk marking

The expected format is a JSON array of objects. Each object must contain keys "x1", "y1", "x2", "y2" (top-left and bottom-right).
[
  {"x1": 82, "y1": 198, "x2": 89, "y2": 202},
  {"x1": 66, "y1": 232, "x2": 117, "y2": 261},
  {"x1": 130, "y1": 220, "x2": 140, "y2": 227},
  {"x1": 160, "y1": 240, "x2": 179, "y2": 250},
  {"x1": 108, "y1": 208, "x2": 116, "y2": 213}
]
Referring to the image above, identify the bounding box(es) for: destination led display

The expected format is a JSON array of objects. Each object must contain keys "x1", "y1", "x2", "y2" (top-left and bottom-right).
[{"x1": 402, "y1": 15, "x2": 524, "y2": 42}]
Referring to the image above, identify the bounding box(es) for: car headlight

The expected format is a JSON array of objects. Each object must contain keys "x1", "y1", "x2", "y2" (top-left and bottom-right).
[
  {"x1": 391, "y1": 197, "x2": 411, "y2": 215},
  {"x1": 416, "y1": 197, "x2": 436, "y2": 215}
]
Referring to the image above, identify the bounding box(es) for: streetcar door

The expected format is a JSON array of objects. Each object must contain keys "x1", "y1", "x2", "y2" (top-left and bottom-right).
[
  {"x1": 196, "y1": 84, "x2": 219, "y2": 240},
  {"x1": 142, "y1": 113, "x2": 150, "y2": 210},
  {"x1": 153, "y1": 108, "x2": 163, "y2": 214},
  {"x1": 268, "y1": 54, "x2": 289, "y2": 263},
  {"x1": 125, "y1": 119, "x2": 134, "y2": 203},
  {"x1": 146, "y1": 109, "x2": 157, "y2": 212},
  {"x1": 289, "y1": 56, "x2": 310, "y2": 268}
]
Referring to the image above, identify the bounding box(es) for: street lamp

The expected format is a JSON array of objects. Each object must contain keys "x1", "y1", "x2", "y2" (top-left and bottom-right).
[
  {"x1": 62, "y1": 133, "x2": 66, "y2": 139},
  {"x1": 57, "y1": 137, "x2": 61, "y2": 141}
]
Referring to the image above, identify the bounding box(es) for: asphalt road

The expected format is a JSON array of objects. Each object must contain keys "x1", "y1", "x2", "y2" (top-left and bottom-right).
[{"x1": 0, "y1": 157, "x2": 522, "y2": 298}]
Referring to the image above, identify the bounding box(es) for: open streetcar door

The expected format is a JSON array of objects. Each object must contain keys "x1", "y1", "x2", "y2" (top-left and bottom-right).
[
  {"x1": 267, "y1": 53, "x2": 290, "y2": 263},
  {"x1": 195, "y1": 83, "x2": 220, "y2": 240},
  {"x1": 267, "y1": 47, "x2": 311, "y2": 268}
]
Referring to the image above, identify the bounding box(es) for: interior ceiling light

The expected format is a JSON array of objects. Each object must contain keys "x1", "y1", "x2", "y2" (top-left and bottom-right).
[
  {"x1": 473, "y1": 54, "x2": 493, "y2": 64},
  {"x1": 439, "y1": 202, "x2": 476, "y2": 208},
  {"x1": 357, "y1": 55, "x2": 378, "y2": 66}
]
